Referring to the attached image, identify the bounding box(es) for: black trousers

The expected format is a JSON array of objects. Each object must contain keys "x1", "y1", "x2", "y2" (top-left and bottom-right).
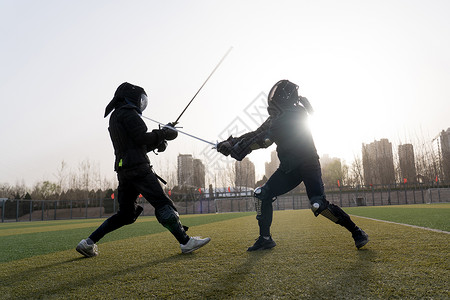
[
  {"x1": 89, "y1": 164, "x2": 176, "y2": 243},
  {"x1": 258, "y1": 159, "x2": 326, "y2": 237}
]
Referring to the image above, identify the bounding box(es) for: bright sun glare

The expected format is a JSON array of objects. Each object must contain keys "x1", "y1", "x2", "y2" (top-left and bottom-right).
[{"x1": 307, "y1": 111, "x2": 345, "y2": 161}]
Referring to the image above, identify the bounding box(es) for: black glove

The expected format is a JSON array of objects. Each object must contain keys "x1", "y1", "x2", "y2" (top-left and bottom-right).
[
  {"x1": 217, "y1": 140, "x2": 233, "y2": 156},
  {"x1": 161, "y1": 123, "x2": 178, "y2": 141},
  {"x1": 230, "y1": 140, "x2": 252, "y2": 161},
  {"x1": 157, "y1": 140, "x2": 168, "y2": 152}
]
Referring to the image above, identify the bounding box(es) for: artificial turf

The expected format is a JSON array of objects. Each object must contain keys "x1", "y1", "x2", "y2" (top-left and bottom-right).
[{"x1": 0, "y1": 205, "x2": 449, "y2": 299}]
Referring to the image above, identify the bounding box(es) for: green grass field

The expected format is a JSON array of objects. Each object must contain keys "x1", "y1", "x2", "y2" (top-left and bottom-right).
[{"x1": 1, "y1": 204, "x2": 449, "y2": 299}]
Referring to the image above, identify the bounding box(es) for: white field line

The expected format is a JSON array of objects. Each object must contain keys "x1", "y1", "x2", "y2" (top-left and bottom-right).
[{"x1": 350, "y1": 215, "x2": 450, "y2": 235}]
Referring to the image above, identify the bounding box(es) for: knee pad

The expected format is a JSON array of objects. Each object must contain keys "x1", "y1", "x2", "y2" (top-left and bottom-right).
[
  {"x1": 155, "y1": 205, "x2": 182, "y2": 231},
  {"x1": 254, "y1": 185, "x2": 277, "y2": 202},
  {"x1": 254, "y1": 185, "x2": 276, "y2": 216},
  {"x1": 310, "y1": 195, "x2": 329, "y2": 216}
]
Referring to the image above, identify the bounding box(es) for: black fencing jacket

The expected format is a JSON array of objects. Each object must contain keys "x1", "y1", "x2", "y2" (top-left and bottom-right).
[
  {"x1": 108, "y1": 104, "x2": 162, "y2": 171},
  {"x1": 240, "y1": 105, "x2": 318, "y2": 172}
]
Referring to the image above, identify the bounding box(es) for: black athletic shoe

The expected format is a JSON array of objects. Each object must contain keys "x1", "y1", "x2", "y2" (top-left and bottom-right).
[
  {"x1": 352, "y1": 228, "x2": 369, "y2": 249},
  {"x1": 247, "y1": 236, "x2": 276, "y2": 251}
]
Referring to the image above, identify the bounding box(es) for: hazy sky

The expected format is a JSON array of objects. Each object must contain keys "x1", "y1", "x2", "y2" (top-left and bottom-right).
[{"x1": 1, "y1": 0, "x2": 449, "y2": 187}]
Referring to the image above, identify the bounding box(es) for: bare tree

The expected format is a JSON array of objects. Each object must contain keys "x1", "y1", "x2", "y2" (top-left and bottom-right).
[
  {"x1": 101, "y1": 175, "x2": 116, "y2": 191},
  {"x1": 350, "y1": 155, "x2": 364, "y2": 187},
  {"x1": 217, "y1": 160, "x2": 235, "y2": 191},
  {"x1": 414, "y1": 140, "x2": 438, "y2": 182},
  {"x1": 53, "y1": 160, "x2": 68, "y2": 197},
  {"x1": 13, "y1": 179, "x2": 28, "y2": 199},
  {"x1": 341, "y1": 162, "x2": 350, "y2": 186},
  {"x1": 392, "y1": 144, "x2": 401, "y2": 183},
  {"x1": 0, "y1": 183, "x2": 12, "y2": 198},
  {"x1": 154, "y1": 156, "x2": 177, "y2": 189},
  {"x1": 79, "y1": 159, "x2": 91, "y2": 191}
]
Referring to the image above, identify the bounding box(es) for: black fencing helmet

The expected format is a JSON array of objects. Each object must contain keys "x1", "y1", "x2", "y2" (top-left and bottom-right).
[
  {"x1": 267, "y1": 80, "x2": 299, "y2": 116},
  {"x1": 104, "y1": 82, "x2": 148, "y2": 117}
]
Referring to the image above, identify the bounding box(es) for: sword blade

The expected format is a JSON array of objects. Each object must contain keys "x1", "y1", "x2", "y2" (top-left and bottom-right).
[
  {"x1": 173, "y1": 47, "x2": 233, "y2": 125},
  {"x1": 141, "y1": 115, "x2": 217, "y2": 148}
]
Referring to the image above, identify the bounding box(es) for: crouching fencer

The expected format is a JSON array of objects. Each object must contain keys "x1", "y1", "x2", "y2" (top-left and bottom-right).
[
  {"x1": 76, "y1": 82, "x2": 210, "y2": 257},
  {"x1": 217, "y1": 79, "x2": 368, "y2": 251}
]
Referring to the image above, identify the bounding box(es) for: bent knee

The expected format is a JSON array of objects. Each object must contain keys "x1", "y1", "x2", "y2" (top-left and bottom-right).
[
  {"x1": 117, "y1": 211, "x2": 138, "y2": 225},
  {"x1": 254, "y1": 184, "x2": 276, "y2": 202}
]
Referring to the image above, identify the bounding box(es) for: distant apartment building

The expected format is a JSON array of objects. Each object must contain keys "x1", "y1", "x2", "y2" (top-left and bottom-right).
[
  {"x1": 177, "y1": 154, "x2": 206, "y2": 187},
  {"x1": 193, "y1": 158, "x2": 205, "y2": 188},
  {"x1": 362, "y1": 139, "x2": 395, "y2": 185},
  {"x1": 398, "y1": 144, "x2": 417, "y2": 183},
  {"x1": 235, "y1": 157, "x2": 256, "y2": 188},
  {"x1": 265, "y1": 150, "x2": 279, "y2": 178},
  {"x1": 439, "y1": 128, "x2": 450, "y2": 181},
  {"x1": 177, "y1": 154, "x2": 194, "y2": 186}
]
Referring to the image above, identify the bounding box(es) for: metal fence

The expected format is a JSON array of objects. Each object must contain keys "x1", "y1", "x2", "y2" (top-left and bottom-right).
[{"x1": 1, "y1": 184, "x2": 449, "y2": 222}]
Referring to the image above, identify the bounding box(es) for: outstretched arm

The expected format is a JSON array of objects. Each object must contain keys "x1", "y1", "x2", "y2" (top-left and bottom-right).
[{"x1": 217, "y1": 117, "x2": 272, "y2": 161}]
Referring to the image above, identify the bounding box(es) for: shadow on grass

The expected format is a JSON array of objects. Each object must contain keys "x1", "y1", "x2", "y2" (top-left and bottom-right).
[
  {"x1": 200, "y1": 249, "x2": 273, "y2": 298},
  {"x1": 313, "y1": 249, "x2": 378, "y2": 298},
  {"x1": 0, "y1": 257, "x2": 81, "y2": 283},
  {"x1": 1, "y1": 252, "x2": 196, "y2": 299}
]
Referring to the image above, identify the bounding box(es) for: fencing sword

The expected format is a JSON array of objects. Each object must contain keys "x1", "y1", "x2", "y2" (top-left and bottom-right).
[
  {"x1": 141, "y1": 115, "x2": 217, "y2": 148},
  {"x1": 172, "y1": 46, "x2": 233, "y2": 126},
  {"x1": 141, "y1": 47, "x2": 232, "y2": 148}
]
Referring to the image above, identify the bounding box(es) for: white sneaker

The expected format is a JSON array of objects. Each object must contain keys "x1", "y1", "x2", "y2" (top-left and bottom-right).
[
  {"x1": 76, "y1": 239, "x2": 99, "y2": 258},
  {"x1": 180, "y1": 236, "x2": 211, "y2": 253}
]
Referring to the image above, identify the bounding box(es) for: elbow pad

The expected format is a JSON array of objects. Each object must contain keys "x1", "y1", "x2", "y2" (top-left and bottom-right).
[
  {"x1": 250, "y1": 138, "x2": 273, "y2": 150},
  {"x1": 230, "y1": 136, "x2": 272, "y2": 161}
]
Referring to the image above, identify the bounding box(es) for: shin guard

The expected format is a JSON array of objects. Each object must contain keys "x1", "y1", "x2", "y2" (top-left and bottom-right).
[
  {"x1": 254, "y1": 185, "x2": 276, "y2": 218},
  {"x1": 155, "y1": 205, "x2": 189, "y2": 244},
  {"x1": 311, "y1": 196, "x2": 341, "y2": 223},
  {"x1": 310, "y1": 196, "x2": 356, "y2": 231}
]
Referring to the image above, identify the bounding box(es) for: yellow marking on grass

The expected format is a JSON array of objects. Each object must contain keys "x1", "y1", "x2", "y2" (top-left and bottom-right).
[
  {"x1": 0, "y1": 217, "x2": 157, "y2": 237},
  {"x1": 0, "y1": 213, "x2": 219, "y2": 237}
]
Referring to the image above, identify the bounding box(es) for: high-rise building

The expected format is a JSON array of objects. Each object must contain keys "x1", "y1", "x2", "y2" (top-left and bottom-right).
[
  {"x1": 439, "y1": 128, "x2": 450, "y2": 181},
  {"x1": 362, "y1": 139, "x2": 395, "y2": 185},
  {"x1": 398, "y1": 144, "x2": 416, "y2": 183},
  {"x1": 265, "y1": 150, "x2": 279, "y2": 178},
  {"x1": 235, "y1": 157, "x2": 256, "y2": 188},
  {"x1": 193, "y1": 158, "x2": 205, "y2": 188},
  {"x1": 177, "y1": 154, "x2": 194, "y2": 187},
  {"x1": 177, "y1": 154, "x2": 205, "y2": 187}
]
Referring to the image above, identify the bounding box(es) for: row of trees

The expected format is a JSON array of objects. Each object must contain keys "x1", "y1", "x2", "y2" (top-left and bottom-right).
[
  {"x1": 0, "y1": 133, "x2": 446, "y2": 200},
  {"x1": 0, "y1": 160, "x2": 116, "y2": 200}
]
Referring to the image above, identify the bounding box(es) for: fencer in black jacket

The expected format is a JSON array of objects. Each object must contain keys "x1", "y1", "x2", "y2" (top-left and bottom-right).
[
  {"x1": 76, "y1": 82, "x2": 210, "y2": 257},
  {"x1": 217, "y1": 80, "x2": 369, "y2": 251}
]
